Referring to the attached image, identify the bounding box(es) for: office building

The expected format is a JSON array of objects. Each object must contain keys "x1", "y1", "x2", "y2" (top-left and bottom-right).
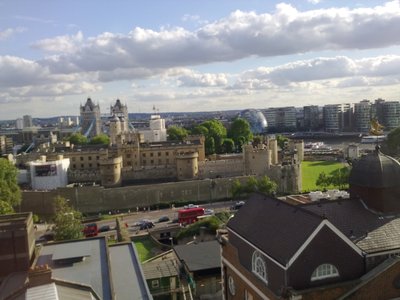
[{"x1": 354, "y1": 100, "x2": 371, "y2": 133}]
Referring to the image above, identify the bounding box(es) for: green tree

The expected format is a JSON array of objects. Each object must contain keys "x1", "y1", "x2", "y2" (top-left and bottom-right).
[
  {"x1": 252, "y1": 136, "x2": 263, "y2": 147},
  {"x1": 0, "y1": 200, "x2": 14, "y2": 214},
  {"x1": 221, "y1": 138, "x2": 235, "y2": 153},
  {"x1": 385, "y1": 127, "x2": 400, "y2": 154},
  {"x1": 231, "y1": 179, "x2": 244, "y2": 199},
  {"x1": 257, "y1": 176, "x2": 278, "y2": 196},
  {"x1": 228, "y1": 118, "x2": 253, "y2": 151},
  {"x1": 68, "y1": 133, "x2": 88, "y2": 145},
  {"x1": 244, "y1": 177, "x2": 258, "y2": 193},
  {"x1": 89, "y1": 134, "x2": 110, "y2": 145},
  {"x1": 167, "y1": 126, "x2": 189, "y2": 141},
  {"x1": 276, "y1": 134, "x2": 289, "y2": 149},
  {"x1": 194, "y1": 120, "x2": 227, "y2": 154},
  {"x1": 316, "y1": 172, "x2": 330, "y2": 190},
  {"x1": 329, "y1": 167, "x2": 350, "y2": 189},
  {"x1": 0, "y1": 159, "x2": 21, "y2": 209},
  {"x1": 53, "y1": 196, "x2": 83, "y2": 241}
]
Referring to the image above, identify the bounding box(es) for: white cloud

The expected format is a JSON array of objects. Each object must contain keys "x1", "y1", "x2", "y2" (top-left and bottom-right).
[
  {"x1": 32, "y1": 31, "x2": 83, "y2": 53},
  {"x1": 177, "y1": 70, "x2": 228, "y2": 87},
  {"x1": 0, "y1": 27, "x2": 26, "y2": 41},
  {"x1": 37, "y1": 2, "x2": 400, "y2": 78},
  {"x1": 236, "y1": 55, "x2": 400, "y2": 88},
  {"x1": 308, "y1": 0, "x2": 321, "y2": 4}
]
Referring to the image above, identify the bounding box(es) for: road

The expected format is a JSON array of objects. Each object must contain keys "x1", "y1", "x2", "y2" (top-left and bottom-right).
[{"x1": 35, "y1": 200, "x2": 238, "y2": 240}]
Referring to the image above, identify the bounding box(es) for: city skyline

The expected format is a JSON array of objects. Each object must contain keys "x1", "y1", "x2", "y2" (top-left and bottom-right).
[{"x1": 1, "y1": 0, "x2": 400, "y2": 119}]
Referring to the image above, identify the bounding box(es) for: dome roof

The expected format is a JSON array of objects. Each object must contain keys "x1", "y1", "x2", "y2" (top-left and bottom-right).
[
  {"x1": 239, "y1": 109, "x2": 268, "y2": 134},
  {"x1": 349, "y1": 147, "x2": 400, "y2": 188}
]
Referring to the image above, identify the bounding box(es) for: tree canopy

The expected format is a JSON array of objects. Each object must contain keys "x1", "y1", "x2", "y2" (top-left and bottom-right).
[
  {"x1": 193, "y1": 120, "x2": 227, "y2": 155},
  {"x1": 316, "y1": 167, "x2": 350, "y2": 190},
  {"x1": 276, "y1": 134, "x2": 289, "y2": 149},
  {"x1": 0, "y1": 200, "x2": 14, "y2": 215},
  {"x1": 231, "y1": 176, "x2": 278, "y2": 198},
  {"x1": 385, "y1": 127, "x2": 400, "y2": 154},
  {"x1": 167, "y1": 125, "x2": 189, "y2": 141},
  {"x1": 53, "y1": 196, "x2": 83, "y2": 241},
  {"x1": 0, "y1": 159, "x2": 21, "y2": 210},
  {"x1": 228, "y1": 118, "x2": 253, "y2": 151},
  {"x1": 89, "y1": 134, "x2": 110, "y2": 145},
  {"x1": 68, "y1": 133, "x2": 88, "y2": 145}
]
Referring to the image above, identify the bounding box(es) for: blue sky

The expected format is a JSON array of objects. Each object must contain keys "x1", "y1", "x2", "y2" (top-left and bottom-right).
[{"x1": 0, "y1": 0, "x2": 399, "y2": 119}]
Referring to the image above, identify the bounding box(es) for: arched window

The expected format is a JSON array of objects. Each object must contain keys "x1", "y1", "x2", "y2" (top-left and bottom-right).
[
  {"x1": 311, "y1": 264, "x2": 339, "y2": 281},
  {"x1": 252, "y1": 251, "x2": 268, "y2": 283}
]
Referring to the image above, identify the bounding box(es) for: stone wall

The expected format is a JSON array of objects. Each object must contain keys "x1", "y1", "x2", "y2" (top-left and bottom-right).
[{"x1": 20, "y1": 177, "x2": 249, "y2": 217}]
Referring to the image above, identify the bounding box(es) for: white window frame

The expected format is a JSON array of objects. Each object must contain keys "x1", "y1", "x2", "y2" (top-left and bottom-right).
[
  {"x1": 151, "y1": 279, "x2": 159, "y2": 288},
  {"x1": 311, "y1": 263, "x2": 339, "y2": 281},
  {"x1": 252, "y1": 251, "x2": 268, "y2": 284}
]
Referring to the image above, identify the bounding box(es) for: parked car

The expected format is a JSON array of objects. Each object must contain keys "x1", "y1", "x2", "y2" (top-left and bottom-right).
[
  {"x1": 204, "y1": 209, "x2": 214, "y2": 215},
  {"x1": 232, "y1": 201, "x2": 245, "y2": 210},
  {"x1": 157, "y1": 216, "x2": 170, "y2": 223},
  {"x1": 139, "y1": 221, "x2": 155, "y2": 230},
  {"x1": 99, "y1": 225, "x2": 111, "y2": 232},
  {"x1": 184, "y1": 204, "x2": 200, "y2": 209}
]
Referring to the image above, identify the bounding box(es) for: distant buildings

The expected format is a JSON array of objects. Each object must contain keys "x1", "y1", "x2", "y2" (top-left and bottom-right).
[
  {"x1": 264, "y1": 107, "x2": 296, "y2": 132},
  {"x1": 22, "y1": 115, "x2": 33, "y2": 128}
]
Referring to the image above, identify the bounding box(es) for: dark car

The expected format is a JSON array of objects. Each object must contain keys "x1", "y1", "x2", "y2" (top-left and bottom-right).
[
  {"x1": 99, "y1": 225, "x2": 111, "y2": 232},
  {"x1": 139, "y1": 221, "x2": 155, "y2": 230},
  {"x1": 157, "y1": 216, "x2": 170, "y2": 223},
  {"x1": 35, "y1": 232, "x2": 55, "y2": 244},
  {"x1": 232, "y1": 201, "x2": 245, "y2": 210}
]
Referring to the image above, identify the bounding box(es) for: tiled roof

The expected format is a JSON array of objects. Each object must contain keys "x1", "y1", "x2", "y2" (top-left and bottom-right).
[
  {"x1": 173, "y1": 240, "x2": 221, "y2": 272},
  {"x1": 227, "y1": 193, "x2": 323, "y2": 265},
  {"x1": 302, "y1": 198, "x2": 400, "y2": 253}
]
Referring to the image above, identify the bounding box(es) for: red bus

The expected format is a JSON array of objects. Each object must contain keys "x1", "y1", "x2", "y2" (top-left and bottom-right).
[
  {"x1": 178, "y1": 207, "x2": 205, "y2": 225},
  {"x1": 83, "y1": 223, "x2": 98, "y2": 237}
]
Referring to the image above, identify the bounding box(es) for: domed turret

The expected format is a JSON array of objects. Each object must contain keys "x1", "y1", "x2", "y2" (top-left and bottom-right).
[{"x1": 349, "y1": 146, "x2": 400, "y2": 213}]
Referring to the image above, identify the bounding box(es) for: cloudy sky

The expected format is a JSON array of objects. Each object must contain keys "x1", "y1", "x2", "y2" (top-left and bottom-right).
[{"x1": 1, "y1": 0, "x2": 400, "y2": 119}]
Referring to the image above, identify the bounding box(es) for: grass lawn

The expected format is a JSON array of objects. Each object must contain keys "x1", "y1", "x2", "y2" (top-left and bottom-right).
[
  {"x1": 133, "y1": 237, "x2": 159, "y2": 262},
  {"x1": 301, "y1": 160, "x2": 346, "y2": 192}
]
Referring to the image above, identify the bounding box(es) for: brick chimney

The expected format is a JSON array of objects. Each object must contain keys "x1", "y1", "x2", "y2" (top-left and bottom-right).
[{"x1": 28, "y1": 265, "x2": 53, "y2": 287}]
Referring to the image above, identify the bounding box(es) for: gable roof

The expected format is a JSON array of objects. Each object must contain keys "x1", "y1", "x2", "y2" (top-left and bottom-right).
[
  {"x1": 301, "y1": 198, "x2": 400, "y2": 253},
  {"x1": 173, "y1": 240, "x2": 221, "y2": 272},
  {"x1": 227, "y1": 193, "x2": 324, "y2": 266}
]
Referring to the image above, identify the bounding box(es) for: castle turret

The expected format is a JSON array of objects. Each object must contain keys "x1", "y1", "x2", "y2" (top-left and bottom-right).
[
  {"x1": 176, "y1": 152, "x2": 199, "y2": 181},
  {"x1": 99, "y1": 156, "x2": 122, "y2": 187},
  {"x1": 109, "y1": 115, "x2": 121, "y2": 146}
]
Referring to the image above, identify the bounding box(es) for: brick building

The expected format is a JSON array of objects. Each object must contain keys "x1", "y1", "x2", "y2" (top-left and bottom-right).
[{"x1": 221, "y1": 146, "x2": 400, "y2": 299}]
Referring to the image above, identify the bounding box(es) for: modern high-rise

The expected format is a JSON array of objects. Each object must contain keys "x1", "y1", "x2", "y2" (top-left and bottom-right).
[
  {"x1": 354, "y1": 100, "x2": 371, "y2": 133},
  {"x1": 264, "y1": 107, "x2": 296, "y2": 132},
  {"x1": 382, "y1": 101, "x2": 400, "y2": 131},
  {"x1": 371, "y1": 99, "x2": 400, "y2": 131},
  {"x1": 22, "y1": 115, "x2": 33, "y2": 128},
  {"x1": 303, "y1": 105, "x2": 320, "y2": 131},
  {"x1": 323, "y1": 104, "x2": 352, "y2": 133},
  {"x1": 80, "y1": 98, "x2": 102, "y2": 138}
]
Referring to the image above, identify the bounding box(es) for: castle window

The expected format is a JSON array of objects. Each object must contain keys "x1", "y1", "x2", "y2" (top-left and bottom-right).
[
  {"x1": 150, "y1": 153, "x2": 153, "y2": 157},
  {"x1": 88, "y1": 163, "x2": 92, "y2": 168},
  {"x1": 142, "y1": 153, "x2": 146, "y2": 157},
  {"x1": 311, "y1": 264, "x2": 339, "y2": 281},
  {"x1": 151, "y1": 160, "x2": 154, "y2": 164},
  {"x1": 252, "y1": 251, "x2": 268, "y2": 284},
  {"x1": 96, "y1": 156, "x2": 99, "y2": 160},
  {"x1": 166, "y1": 152, "x2": 169, "y2": 156},
  {"x1": 126, "y1": 153, "x2": 131, "y2": 158},
  {"x1": 88, "y1": 156, "x2": 92, "y2": 160},
  {"x1": 72, "y1": 164, "x2": 76, "y2": 169},
  {"x1": 158, "y1": 152, "x2": 161, "y2": 157},
  {"x1": 72, "y1": 157, "x2": 76, "y2": 162},
  {"x1": 81, "y1": 164, "x2": 84, "y2": 168},
  {"x1": 80, "y1": 157, "x2": 84, "y2": 161}
]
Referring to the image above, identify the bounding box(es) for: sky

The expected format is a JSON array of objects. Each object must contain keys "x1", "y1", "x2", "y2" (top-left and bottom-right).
[{"x1": 0, "y1": 0, "x2": 400, "y2": 119}]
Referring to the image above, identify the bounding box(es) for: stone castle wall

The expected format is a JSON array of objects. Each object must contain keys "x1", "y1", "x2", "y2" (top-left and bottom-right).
[{"x1": 20, "y1": 176, "x2": 250, "y2": 217}]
